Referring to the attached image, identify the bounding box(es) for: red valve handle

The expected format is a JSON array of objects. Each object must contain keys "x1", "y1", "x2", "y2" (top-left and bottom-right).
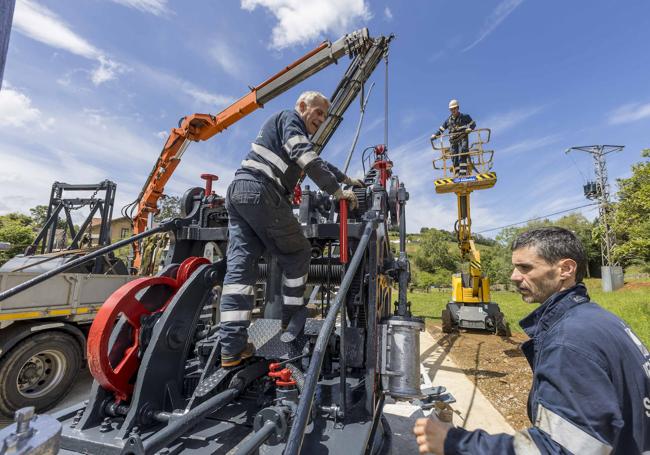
[
  {"x1": 200, "y1": 173, "x2": 219, "y2": 195},
  {"x1": 339, "y1": 200, "x2": 348, "y2": 264},
  {"x1": 268, "y1": 362, "x2": 296, "y2": 387}
]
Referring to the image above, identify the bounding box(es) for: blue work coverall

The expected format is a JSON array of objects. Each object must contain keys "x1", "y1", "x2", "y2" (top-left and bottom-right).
[
  {"x1": 435, "y1": 113, "x2": 476, "y2": 175},
  {"x1": 219, "y1": 109, "x2": 347, "y2": 357},
  {"x1": 444, "y1": 283, "x2": 650, "y2": 454}
]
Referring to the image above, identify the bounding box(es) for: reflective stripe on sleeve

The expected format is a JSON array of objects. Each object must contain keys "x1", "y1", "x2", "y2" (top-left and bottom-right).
[
  {"x1": 220, "y1": 310, "x2": 252, "y2": 322},
  {"x1": 283, "y1": 295, "x2": 304, "y2": 306},
  {"x1": 283, "y1": 134, "x2": 310, "y2": 153},
  {"x1": 251, "y1": 143, "x2": 288, "y2": 173},
  {"x1": 534, "y1": 404, "x2": 612, "y2": 455},
  {"x1": 512, "y1": 430, "x2": 542, "y2": 455},
  {"x1": 282, "y1": 273, "x2": 308, "y2": 288},
  {"x1": 241, "y1": 160, "x2": 283, "y2": 188},
  {"x1": 222, "y1": 284, "x2": 255, "y2": 296},
  {"x1": 296, "y1": 151, "x2": 318, "y2": 169}
]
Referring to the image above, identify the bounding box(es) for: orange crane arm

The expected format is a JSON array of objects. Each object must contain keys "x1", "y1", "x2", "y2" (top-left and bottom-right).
[{"x1": 131, "y1": 29, "x2": 372, "y2": 270}]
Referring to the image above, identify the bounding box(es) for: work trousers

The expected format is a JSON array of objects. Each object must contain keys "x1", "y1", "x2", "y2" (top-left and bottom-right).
[
  {"x1": 451, "y1": 136, "x2": 469, "y2": 176},
  {"x1": 219, "y1": 178, "x2": 311, "y2": 356}
]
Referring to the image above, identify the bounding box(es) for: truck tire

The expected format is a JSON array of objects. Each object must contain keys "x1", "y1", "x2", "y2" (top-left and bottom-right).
[
  {"x1": 441, "y1": 309, "x2": 454, "y2": 333},
  {"x1": 0, "y1": 331, "x2": 82, "y2": 417}
]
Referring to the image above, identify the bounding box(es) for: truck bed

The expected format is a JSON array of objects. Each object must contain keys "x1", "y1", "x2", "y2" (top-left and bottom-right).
[{"x1": 0, "y1": 272, "x2": 134, "y2": 328}]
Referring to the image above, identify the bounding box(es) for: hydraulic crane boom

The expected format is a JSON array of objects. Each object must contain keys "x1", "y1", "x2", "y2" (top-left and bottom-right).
[{"x1": 130, "y1": 28, "x2": 375, "y2": 270}]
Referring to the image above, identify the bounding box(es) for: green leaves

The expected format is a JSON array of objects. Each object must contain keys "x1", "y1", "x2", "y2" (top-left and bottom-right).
[
  {"x1": 0, "y1": 213, "x2": 36, "y2": 265},
  {"x1": 611, "y1": 150, "x2": 650, "y2": 265}
]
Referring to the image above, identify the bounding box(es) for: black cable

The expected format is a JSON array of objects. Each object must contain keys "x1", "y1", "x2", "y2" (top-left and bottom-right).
[{"x1": 476, "y1": 202, "x2": 599, "y2": 234}]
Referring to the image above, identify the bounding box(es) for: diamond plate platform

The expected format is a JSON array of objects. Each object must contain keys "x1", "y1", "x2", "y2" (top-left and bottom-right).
[{"x1": 248, "y1": 318, "x2": 324, "y2": 359}]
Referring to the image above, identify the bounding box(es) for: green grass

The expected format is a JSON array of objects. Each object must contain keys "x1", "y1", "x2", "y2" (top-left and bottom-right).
[{"x1": 409, "y1": 278, "x2": 650, "y2": 347}]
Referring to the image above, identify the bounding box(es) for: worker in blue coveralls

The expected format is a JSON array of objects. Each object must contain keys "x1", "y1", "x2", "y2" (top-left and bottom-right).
[
  {"x1": 431, "y1": 99, "x2": 476, "y2": 177},
  {"x1": 219, "y1": 91, "x2": 364, "y2": 368},
  {"x1": 414, "y1": 227, "x2": 650, "y2": 454}
]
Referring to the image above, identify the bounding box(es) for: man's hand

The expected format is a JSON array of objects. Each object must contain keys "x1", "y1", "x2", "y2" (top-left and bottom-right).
[
  {"x1": 344, "y1": 176, "x2": 366, "y2": 188},
  {"x1": 465, "y1": 128, "x2": 472, "y2": 133},
  {"x1": 431, "y1": 133, "x2": 440, "y2": 140},
  {"x1": 332, "y1": 188, "x2": 359, "y2": 210},
  {"x1": 413, "y1": 414, "x2": 452, "y2": 454}
]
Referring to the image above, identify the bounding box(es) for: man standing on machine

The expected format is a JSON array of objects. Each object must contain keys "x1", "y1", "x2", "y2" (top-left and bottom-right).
[
  {"x1": 431, "y1": 99, "x2": 476, "y2": 176},
  {"x1": 219, "y1": 91, "x2": 364, "y2": 367}
]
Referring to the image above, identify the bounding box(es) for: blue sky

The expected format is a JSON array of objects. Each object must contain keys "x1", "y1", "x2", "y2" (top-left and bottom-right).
[{"x1": 1, "y1": 0, "x2": 649, "y2": 235}]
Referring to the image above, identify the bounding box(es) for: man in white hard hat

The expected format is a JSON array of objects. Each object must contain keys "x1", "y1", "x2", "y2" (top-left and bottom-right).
[{"x1": 431, "y1": 99, "x2": 476, "y2": 176}]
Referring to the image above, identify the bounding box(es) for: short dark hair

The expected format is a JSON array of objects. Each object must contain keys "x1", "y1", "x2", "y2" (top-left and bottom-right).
[{"x1": 511, "y1": 227, "x2": 587, "y2": 282}]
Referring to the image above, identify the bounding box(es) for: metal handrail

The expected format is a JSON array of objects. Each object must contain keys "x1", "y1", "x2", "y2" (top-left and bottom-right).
[{"x1": 430, "y1": 128, "x2": 494, "y2": 177}]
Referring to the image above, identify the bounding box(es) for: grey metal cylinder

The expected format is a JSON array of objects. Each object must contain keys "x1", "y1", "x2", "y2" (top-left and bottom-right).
[{"x1": 385, "y1": 317, "x2": 424, "y2": 399}]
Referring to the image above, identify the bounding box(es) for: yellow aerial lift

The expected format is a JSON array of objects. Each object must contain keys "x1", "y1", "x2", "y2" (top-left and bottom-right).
[{"x1": 431, "y1": 128, "x2": 508, "y2": 335}]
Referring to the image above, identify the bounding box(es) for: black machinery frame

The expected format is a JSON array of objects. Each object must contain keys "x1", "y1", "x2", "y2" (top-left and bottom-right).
[{"x1": 28, "y1": 180, "x2": 117, "y2": 256}]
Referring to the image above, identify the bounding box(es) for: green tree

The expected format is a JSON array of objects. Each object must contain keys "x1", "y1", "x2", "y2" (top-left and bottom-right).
[
  {"x1": 411, "y1": 269, "x2": 450, "y2": 291},
  {"x1": 495, "y1": 213, "x2": 600, "y2": 277},
  {"x1": 29, "y1": 205, "x2": 67, "y2": 229},
  {"x1": 414, "y1": 228, "x2": 458, "y2": 273},
  {"x1": 481, "y1": 246, "x2": 513, "y2": 287},
  {"x1": 0, "y1": 213, "x2": 36, "y2": 265},
  {"x1": 611, "y1": 149, "x2": 650, "y2": 265},
  {"x1": 154, "y1": 195, "x2": 182, "y2": 222}
]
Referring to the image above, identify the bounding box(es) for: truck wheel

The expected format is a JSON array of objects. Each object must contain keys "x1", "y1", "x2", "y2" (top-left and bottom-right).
[
  {"x1": 0, "y1": 332, "x2": 82, "y2": 417},
  {"x1": 441, "y1": 309, "x2": 454, "y2": 333}
]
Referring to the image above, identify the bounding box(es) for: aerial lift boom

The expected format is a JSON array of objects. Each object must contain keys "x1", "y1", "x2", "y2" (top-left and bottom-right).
[
  {"x1": 431, "y1": 129, "x2": 507, "y2": 334},
  {"x1": 128, "y1": 29, "x2": 373, "y2": 270}
]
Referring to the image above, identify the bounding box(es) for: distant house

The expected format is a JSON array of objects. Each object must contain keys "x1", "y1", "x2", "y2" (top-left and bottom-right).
[{"x1": 89, "y1": 216, "x2": 133, "y2": 244}]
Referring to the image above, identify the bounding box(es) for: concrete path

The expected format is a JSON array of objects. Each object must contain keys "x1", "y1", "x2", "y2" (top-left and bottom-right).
[{"x1": 383, "y1": 329, "x2": 514, "y2": 453}]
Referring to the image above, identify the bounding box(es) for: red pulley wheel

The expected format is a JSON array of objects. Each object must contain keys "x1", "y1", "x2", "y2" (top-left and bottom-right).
[
  {"x1": 176, "y1": 256, "x2": 211, "y2": 287},
  {"x1": 87, "y1": 276, "x2": 178, "y2": 402}
]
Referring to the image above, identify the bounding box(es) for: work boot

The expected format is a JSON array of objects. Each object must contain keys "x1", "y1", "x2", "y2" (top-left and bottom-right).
[
  {"x1": 281, "y1": 306, "x2": 308, "y2": 343},
  {"x1": 221, "y1": 343, "x2": 255, "y2": 368}
]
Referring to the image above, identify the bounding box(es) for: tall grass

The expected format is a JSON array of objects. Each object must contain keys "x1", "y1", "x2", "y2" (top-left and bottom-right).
[{"x1": 409, "y1": 279, "x2": 650, "y2": 346}]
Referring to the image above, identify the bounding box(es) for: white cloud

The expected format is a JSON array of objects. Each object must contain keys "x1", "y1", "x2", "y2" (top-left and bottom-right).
[
  {"x1": 108, "y1": 0, "x2": 171, "y2": 16},
  {"x1": 240, "y1": 0, "x2": 372, "y2": 49},
  {"x1": 383, "y1": 6, "x2": 393, "y2": 21},
  {"x1": 209, "y1": 42, "x2": 244, "y2": 77},
  {"x1": 181, "y1": 86, "x2": 234, "y2": 108},
  {"x1": 480, "y1": 105, "x2": 544, "y2": 133},
  {"x1": 607, "y1": 102, "x2": 650, "y2": 125},
  {"x1": 428, "y1": 50, "x2": 445, "y2": 63},
  {"x1": 0, "y1": 94, "x2": 242, "y2": 218},
  {"x1": 0, "y1": 87, "x2": 44, "y2": 127},
  {"x1": 132, "y1": 61, "x2": 235, "y2": 110},
  {"x1": 462, "y1": 0, "x2": 523, "y2": 52},
  {"x1": 498, "y1": 134, "x2": 560, "y2": 156},
  {"x1": 13, "y1": 0, "x2": 126, "y2": 85}
]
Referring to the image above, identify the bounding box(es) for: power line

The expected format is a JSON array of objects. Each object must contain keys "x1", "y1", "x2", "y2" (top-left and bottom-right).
[{"x1": 476, "y1": 202, "x2": 599, "y2": 234}]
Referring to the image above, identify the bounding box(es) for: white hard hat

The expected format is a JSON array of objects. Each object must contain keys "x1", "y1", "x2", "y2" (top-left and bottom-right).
[{"x1": 448, "y1": 99, "x2": 459, "y2": 109}]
